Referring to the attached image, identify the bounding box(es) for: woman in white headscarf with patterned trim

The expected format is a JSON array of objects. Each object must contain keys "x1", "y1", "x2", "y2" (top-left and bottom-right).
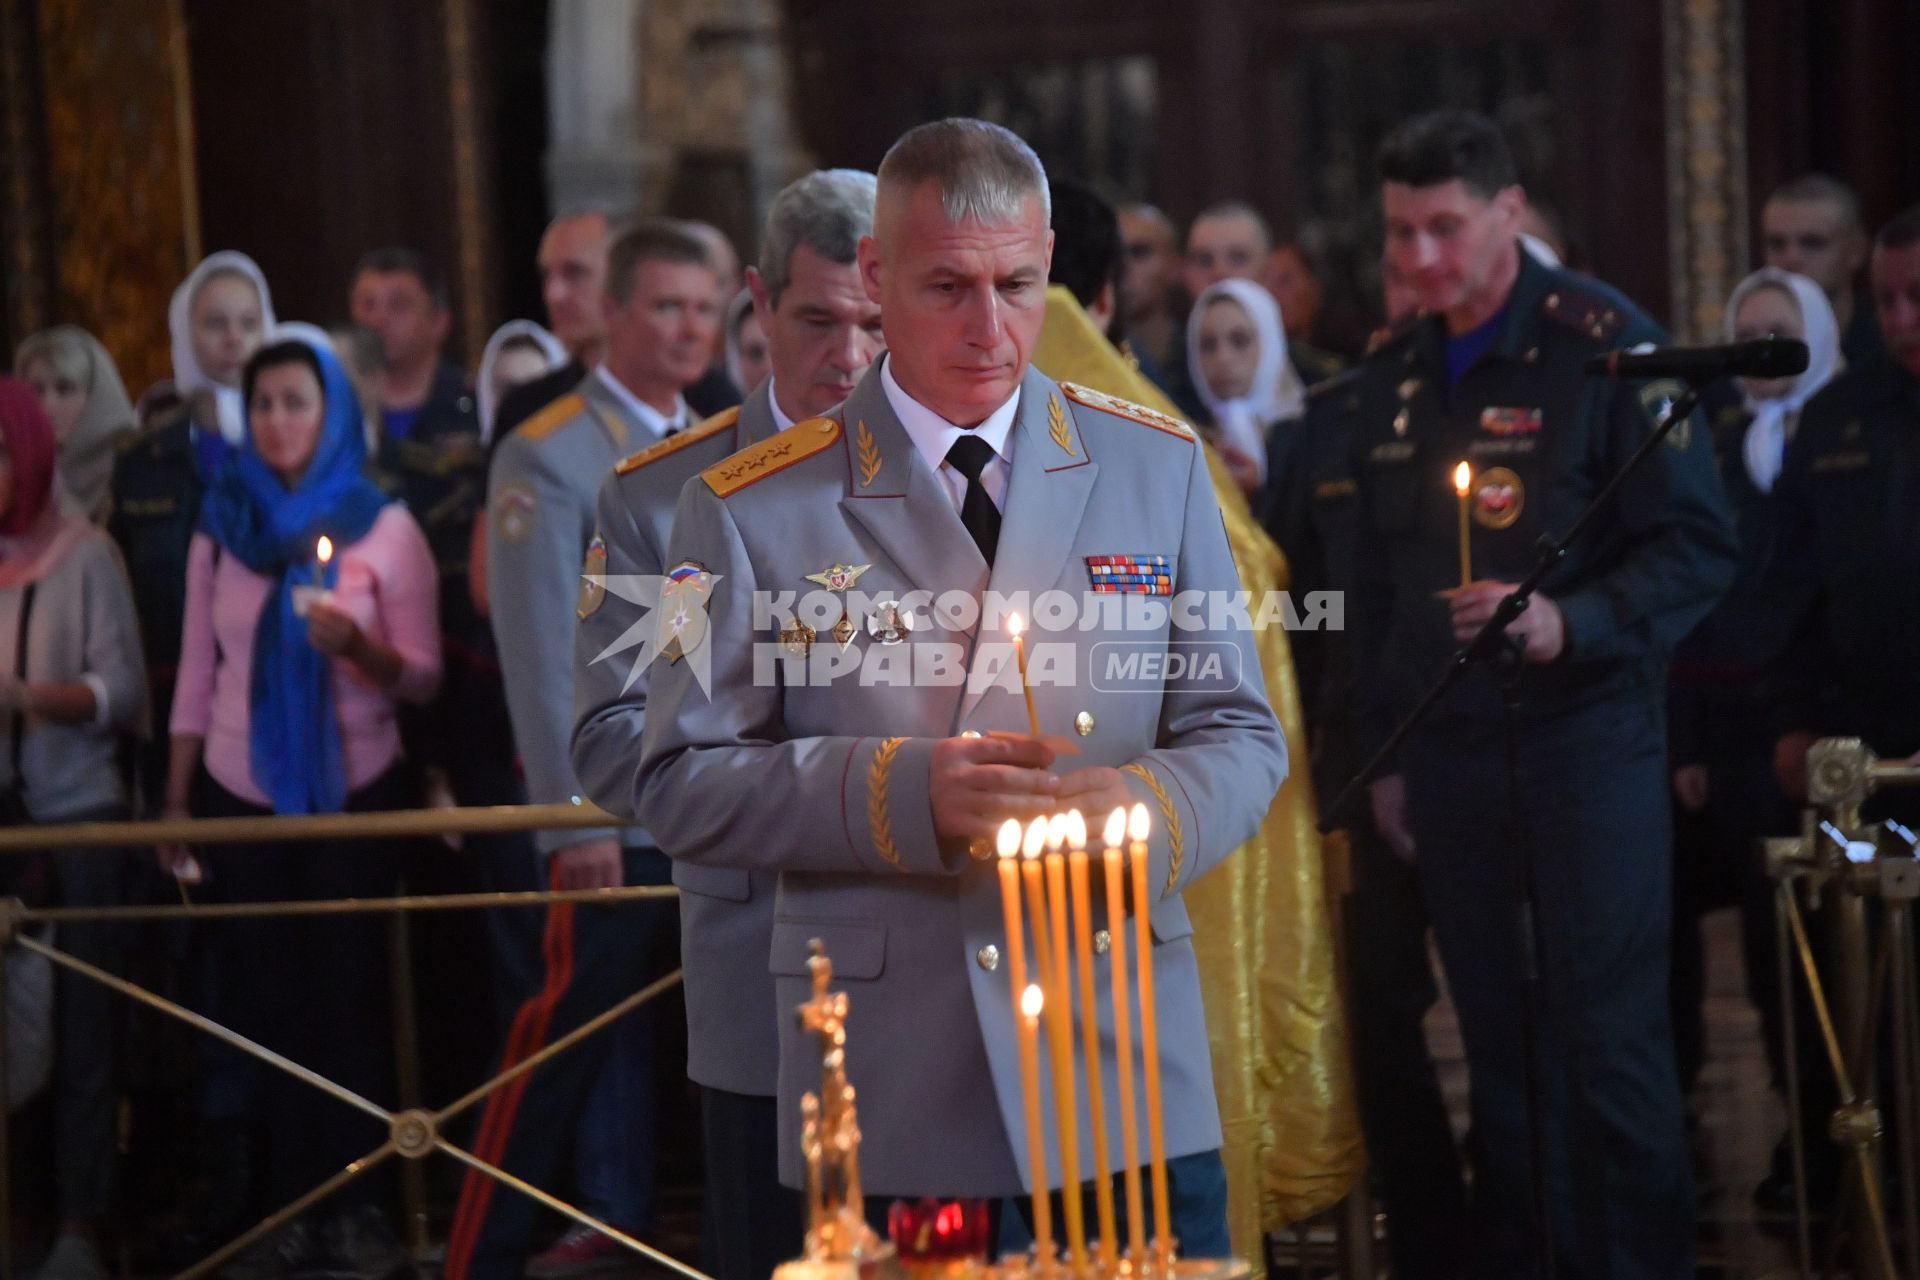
[
  {"x1": 12, "y1": 325, "x2": 139, "y2": 522},
  {"x1": 1666, "y1": 265, "x2": 1841, "y2": 1137},
  {"x1": 107, "y1": 251, "x2": 275, "y2": 815},
  {"x1": 1186, "y1": 276, "x2": 1308, "y2": 506}
]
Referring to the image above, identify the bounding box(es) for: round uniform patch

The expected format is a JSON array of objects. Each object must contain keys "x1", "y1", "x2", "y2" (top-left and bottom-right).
[
  {"x1": 1473, "y1": 466, "x2": 1525, "y2": 530},
  {"x1": 577, "y1": 534, "x2": 607, "y2": 619},
  {"x1": 494, "y1": 485, "x2": 537, "y2": 543}
]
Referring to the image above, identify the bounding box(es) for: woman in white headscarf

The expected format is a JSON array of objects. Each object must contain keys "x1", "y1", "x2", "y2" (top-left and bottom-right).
[
  {"x1": 13, "y1": 325, "x2": 139, "y2": 521},
  {"x1": 722, "y1": 285, "x2": 770, "y2": 397},
  {"x1": 1187, "y1": 277, "x2": 1307, "y2": 501},
  {"x1": 1667, "y1": 265, "x2": 1842, "y2": 1111},
  {"x1": 1721, "y1": 267, "x2": 1843, "y2": 493},
  {"x1": 476, "y1": 320, "x2": 567, "y2": 446},
  {"x1": 166, "y1": 250, "x2": 276, "y2": 474}
]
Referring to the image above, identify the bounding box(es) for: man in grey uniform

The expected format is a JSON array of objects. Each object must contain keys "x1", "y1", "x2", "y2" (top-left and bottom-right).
[
  {"x1": 570, "y1": 169, "x2": 883, "y2": 1280},
  {"x1": 447, "y1": 221, "x2": 720, "y2": 1280},
  {"x1": 636, "y1": 119, "x2": 1286, "y2": 1253}
]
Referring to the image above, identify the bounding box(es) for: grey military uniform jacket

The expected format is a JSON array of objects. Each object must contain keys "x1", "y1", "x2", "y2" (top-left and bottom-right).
[
  {"x1": 636, "y1": 359, "x2": 1288, "y2": 1196},
  {"x1": 487, "y1": 371, "x2": 651, "y2": 855},
  {"x1": 571, "y1": 379, "x2": 783, "y2": 1095}
]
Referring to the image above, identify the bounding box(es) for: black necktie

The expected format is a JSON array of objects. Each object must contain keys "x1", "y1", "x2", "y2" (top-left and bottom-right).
[{"x1": 944, "y1": 434, "x2": 1001, "y2": 566}]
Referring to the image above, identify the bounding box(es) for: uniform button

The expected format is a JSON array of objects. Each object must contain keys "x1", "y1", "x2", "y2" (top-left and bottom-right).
[
  {"x1": 1590, "y1": 324, "x2": 1605, "y2": 339},
  {"x1": 960, "y1": 729, "x2": 982, "y2": 739},
  {"x1": 968, "y1": 836, "x2": 993, "y2": 860},
  {"x1": 1093, "y1": 930, "x2": 1112, "y2": 955},
  {"x1": 1546, "y1": 292, "x2": 1561, "y2": 309},
  {"x1": 1524, "y1": 347, "x2": 1540, "y2": 363},
  {"x1": 977, "y1": 945, "x2": 1000, "y2": 972},
  {"x1": 818, "y1": 419, "x2": 836, "y2": 435},
  {"x1": 1075, "y1": 711, "x2": 1095, "y2": 737}
]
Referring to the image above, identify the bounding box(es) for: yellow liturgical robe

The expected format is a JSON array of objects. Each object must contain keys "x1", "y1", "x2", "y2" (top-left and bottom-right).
[{"x1": 1035, "y1": 286, "x2": 1364, "y2": 1265}]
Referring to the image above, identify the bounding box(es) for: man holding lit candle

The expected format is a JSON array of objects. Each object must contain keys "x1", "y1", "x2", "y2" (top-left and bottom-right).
[
  {"x1": 569, "y1": 170, "x2": 883, "y2": 1280},
  {"x1": 1345, "y1": 111, "x2": 1737, "y2": 1278},
  {"x1": 635, "y1": 119, "x2": 1286, "y2": 1255}
]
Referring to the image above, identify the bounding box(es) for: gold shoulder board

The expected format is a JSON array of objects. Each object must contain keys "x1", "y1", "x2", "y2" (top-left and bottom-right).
[
  {"x1": 518, "y1": 392, "x2": 587, "y2": 443},
  {"x1": 1059, "y1": 381, "x2": 1195, "y2": 441},
  {"x1": 702, "y1": 416, "x2": 843, "y2": 498},
  {"x1": 615, "y1": 407, "x2": 739, "y2": 476}
]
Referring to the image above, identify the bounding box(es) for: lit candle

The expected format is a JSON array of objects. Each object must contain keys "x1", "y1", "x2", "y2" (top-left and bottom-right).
[
  {"x1": 1453, "y1": 462, "x2": 1473, "y2": 589},
  {"x1": 1043, "y1": 815, "x2": 1086, "y2": 1266},
  {"x1": 1022, "y1": 818, "x2": 1054, "y2": 1035},
  {"x1": 1129, "y1": 802, "x2": 1172, "y2": 1262},
  {"x1": 995, "y1": 821, "x2": 1033, "y2": 1157},
  {"x1": 1008, "y1": 613, "x2": 1042, "y2": 738},
  {"x1": 1020, "y1": 983, "x2": 1054, "y2": 1264},
  {"x1": 315, "y1": 534, "x2": 334, "y2": 588},
  {"x1": 1067, "y1": 811, "x2": 1117, "y2": 1264},
  {"x1": 1102, "y1": 807, "x2": 1147, "y2": 1264}
]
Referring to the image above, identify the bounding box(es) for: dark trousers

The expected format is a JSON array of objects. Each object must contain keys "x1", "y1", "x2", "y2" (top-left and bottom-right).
[
  {"x1": 1343, "y1": 822, "x2": 1470, "y2": 1279},
  {"x1": 1403, "y1": 699, "x2": 1694, "y2": 1280},
  {"x1": 699, "y1": 1087, "x2": 803, "y2": 1280},
  {"x1": 444, "y1": 847, "x2": 678, "y2": 1280},
  {"x1": 1668, "y1": 687, "x2": 1798, "y2": 1096},
  {"x1": 1, "y1": 810, "x2": 126, "y2": 1222},
  {"x1": 192, "y1": 763, "x2": 412, "y2": 1210}
]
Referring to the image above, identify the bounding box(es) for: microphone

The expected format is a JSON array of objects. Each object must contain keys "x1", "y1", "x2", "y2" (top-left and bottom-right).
[{"x1": 1584, "y1": 337, "x2": 1809, "y2": 381}]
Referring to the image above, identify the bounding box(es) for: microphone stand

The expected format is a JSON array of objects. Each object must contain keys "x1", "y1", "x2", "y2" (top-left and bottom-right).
[{"x1": 1318, "y1": 380, "x2": 1707, "y2": 1280}]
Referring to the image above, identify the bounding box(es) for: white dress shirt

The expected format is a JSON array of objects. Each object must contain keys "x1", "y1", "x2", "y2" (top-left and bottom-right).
[
  {"x1": 880, "y1": 356, "x2": 1017, "y2": 514},
  {"x1": 594, "y1": 365, "x2": 689, "y2": 443},
  {"x1": 767, "y1": 377, "x2": 796, "y2": 433}
]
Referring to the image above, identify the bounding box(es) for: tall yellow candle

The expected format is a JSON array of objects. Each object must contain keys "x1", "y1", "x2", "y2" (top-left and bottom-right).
[
  {"x1": 1102, "y1": 808, "x2": 1147, "y2": 1263},
  {"x1": 1020, "y1": 984, "x2": 1054, "y2": 1263},
  {"x1": 1129, "y1": 802, "x2": 1172, "y2": 1259},
  {"x1": 1008, "y1": 613, "x2": 1043, "y2": 738},
  {"x1": 1021, "y1": 818, "x2": 1054, "y2": 1019},
  {"x1": 1043, "y1": 816, "x2": 1085, "y2": 1266},
  {"x1": 1454, "y1": 461, "x2": 1473, "y2": 588},
  {"x1": 1067, "y1": 812, "x2": 1117, "y2": 1263}
]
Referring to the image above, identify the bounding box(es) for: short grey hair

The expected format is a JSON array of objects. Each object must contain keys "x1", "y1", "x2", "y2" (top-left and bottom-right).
[
  {"x1": 758, "y1": 169, "x2": 878, "y2": 307},
  {"x1": 877, "y1": 118, "x2": 1050, "y2": 227}
]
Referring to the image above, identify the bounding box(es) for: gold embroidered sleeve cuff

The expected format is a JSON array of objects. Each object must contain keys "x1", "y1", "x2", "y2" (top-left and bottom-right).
[{"x1": 844, "y1": 735, "x2": 945, "y2": 876}]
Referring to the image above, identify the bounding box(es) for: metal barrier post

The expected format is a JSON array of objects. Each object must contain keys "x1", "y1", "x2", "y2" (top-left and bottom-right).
[{"x1": 387, "y1": 903, "x2": 429, "y2": 1257}]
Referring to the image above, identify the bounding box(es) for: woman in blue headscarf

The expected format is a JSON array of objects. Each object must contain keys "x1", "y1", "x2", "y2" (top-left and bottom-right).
[{"x1": 158, "y1": 332, "x2": 442, "y2": 1266}]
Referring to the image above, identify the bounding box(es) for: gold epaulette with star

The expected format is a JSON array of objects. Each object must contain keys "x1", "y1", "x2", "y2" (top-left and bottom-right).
[
  {"x1": 615, "y1": 407, "x2": 738, "y2": 476},
  {"x1": 1059, "y1": 381, "x2": 1195, "y2": 441},
  {"x1": 517, "y1": 392, "x2": 587, "y2": 443},
  {"x1": 701, "y1": 416, "x2": 842, "y2": 498}
]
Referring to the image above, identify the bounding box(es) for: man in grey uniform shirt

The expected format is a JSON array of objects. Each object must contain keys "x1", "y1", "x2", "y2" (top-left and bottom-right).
[{"x1": 570, "y1": 170, "x2": 883, "y2": 1280}]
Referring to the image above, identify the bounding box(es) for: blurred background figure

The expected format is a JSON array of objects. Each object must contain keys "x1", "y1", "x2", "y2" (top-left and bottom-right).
[
  {"x1": 723, "y1": 288, "x2": 770, "y2": 396},
  {"x1": 12, "y1": 327, "x2": 138, "y2": 522},
  {"x1": 1187, "y1": 277, "x2": 1306, "y2": 505}
]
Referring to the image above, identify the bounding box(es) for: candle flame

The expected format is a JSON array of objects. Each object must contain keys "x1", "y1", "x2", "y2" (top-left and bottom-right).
[
  {"x1": 1103, "y1": 807, "x2": 1127, "y2": 848},
  {"x1": 1065, "y1": 809, "x2": 1087, "y2": 850},
  {"x1": 996, "y1": 818, "x2": 1023, "y2": 860},
  {"x1": 1453, "y1": 461, "x2": 1472, "y2": 496},
  {"x1": 1021, "y1": 984, "x2": 1045, "y2": 1020},
  {"x1": 1022, "y1": 816, "x2": 1048, "y2": 860},
  {"x1": 1128, "y1": 802, "x2": 1150, "y2": 844},
  {"x1": 1008, "y1": 613, "x2": 1024, "y2": 638},
  {"x1": 1046, "y1": 812, "x2": 1069, "y2": 851},
  {"x1": 316, "y1": 535, "x2": 334, "y2": 564}
]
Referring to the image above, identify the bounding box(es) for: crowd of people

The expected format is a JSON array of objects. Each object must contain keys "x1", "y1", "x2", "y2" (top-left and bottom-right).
[{"x1": 1, "y1": 101, "x2": 1917, "y2": 1280}]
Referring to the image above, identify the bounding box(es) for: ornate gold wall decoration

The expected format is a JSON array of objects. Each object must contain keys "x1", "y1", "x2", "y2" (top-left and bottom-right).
[
  {"x1": 33, "y1": 0, "x2": 196, "y2": 393},
  {"x1": 1663, "y1": 0, "x2": 1749, "y2": 342},
  {"x1": 1, "y1": 0, "x2": 49, "y2": 346}
]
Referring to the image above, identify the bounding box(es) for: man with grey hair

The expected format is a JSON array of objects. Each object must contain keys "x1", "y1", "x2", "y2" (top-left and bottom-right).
[
  {"x1": 636, "y1": 117, "x2": 1285, "y2": 1253},
  {"x1": 570, "y1": 169, "x2": 881, "y2": 1280}
]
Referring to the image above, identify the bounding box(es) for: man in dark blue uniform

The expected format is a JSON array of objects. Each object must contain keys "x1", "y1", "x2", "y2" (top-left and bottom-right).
[
  {"x1": 1275, "y1": 364, "x2": 1470, "y2": 1280},
  {"x1": 1346, "y1": 111, "x2": 1738, "y2": 1278},
  {"x1": 1765, "y1": 204, "x2": 1920, "y2": 813}
]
